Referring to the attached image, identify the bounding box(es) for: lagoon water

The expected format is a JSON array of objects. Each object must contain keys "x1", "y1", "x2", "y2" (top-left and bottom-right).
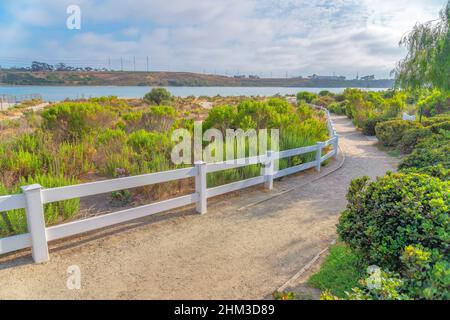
[{"x1": 0, "y1": 86, "x2": 387, "y2": 102}]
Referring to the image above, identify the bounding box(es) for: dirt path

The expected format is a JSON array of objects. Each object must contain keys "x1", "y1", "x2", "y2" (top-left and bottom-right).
[{"x1": 0, "y1": 115, "x2": 399, "y2": 299}]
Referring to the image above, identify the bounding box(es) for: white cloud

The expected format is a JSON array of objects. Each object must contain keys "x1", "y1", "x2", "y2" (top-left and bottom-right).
[{"x1": 1, "y1": 0, "x2": 447, "y2": 78}]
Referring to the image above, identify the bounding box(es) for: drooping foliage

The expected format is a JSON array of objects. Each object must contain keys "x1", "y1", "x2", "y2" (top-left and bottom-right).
[{"x1": 394, "y1": 1, "x2": 450, "y2": 93}]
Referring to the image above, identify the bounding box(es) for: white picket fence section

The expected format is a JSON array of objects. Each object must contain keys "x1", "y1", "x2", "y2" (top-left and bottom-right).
[{"x1": 0, "y1": 107, "x2": 338, "y2": 263}]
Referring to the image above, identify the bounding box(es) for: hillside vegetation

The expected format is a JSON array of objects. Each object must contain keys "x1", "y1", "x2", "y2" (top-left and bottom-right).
[{"x1": 0, "y1": 70, "x2": 394, "y2": 87}]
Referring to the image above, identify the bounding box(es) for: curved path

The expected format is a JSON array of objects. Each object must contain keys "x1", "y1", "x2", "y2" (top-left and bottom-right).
[{"x1": 0, "y1": 115, "x2": 399, "y2": 299}]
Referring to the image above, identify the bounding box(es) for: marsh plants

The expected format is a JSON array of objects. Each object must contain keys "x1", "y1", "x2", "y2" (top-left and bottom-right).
[{"x1": 0, "y1": 91, "x2": 329, "y2": 237}]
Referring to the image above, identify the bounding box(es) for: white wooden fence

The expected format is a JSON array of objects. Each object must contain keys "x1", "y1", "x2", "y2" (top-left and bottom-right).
[
  {"x1": 402, "y1": 112, "x2": 416, "y2": 121},
  {"x1": 0, "y1": 108, "x2": 338, "y2": 263}
]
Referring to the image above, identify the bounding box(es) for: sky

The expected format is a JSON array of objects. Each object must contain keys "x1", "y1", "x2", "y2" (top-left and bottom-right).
[{"x1": 0, "y1": 0, "x2": 447, "y2": 78}]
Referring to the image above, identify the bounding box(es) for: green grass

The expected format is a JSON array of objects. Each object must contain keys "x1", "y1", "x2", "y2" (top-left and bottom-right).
[
  {"x1": 376, "y1": 143, "x2": 401, "y2": 158},
  {"x1": 308, "y1": 243, "x2": 365, "y2": 298}
]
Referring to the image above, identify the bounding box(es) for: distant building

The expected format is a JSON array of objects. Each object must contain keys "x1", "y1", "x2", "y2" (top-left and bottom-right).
[
  {"x1": 360, "y1": 75, "x2": 375, "y2": 81},
  {"x1": 308, "y1": 74, "x2": 346, "y2": 81}
]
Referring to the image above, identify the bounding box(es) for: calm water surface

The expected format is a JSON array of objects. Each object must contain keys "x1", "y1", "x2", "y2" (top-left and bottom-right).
[{"x1": 0, "y1": 86, "x2": 388, "y2": 102}]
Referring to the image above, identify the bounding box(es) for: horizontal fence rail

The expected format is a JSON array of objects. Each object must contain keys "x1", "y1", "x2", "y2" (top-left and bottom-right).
[{"x1": 0, "y1": 106, "x2": 339, "y2": 262}]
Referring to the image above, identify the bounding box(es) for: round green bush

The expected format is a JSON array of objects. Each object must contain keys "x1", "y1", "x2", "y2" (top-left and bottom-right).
[
  {"x1": 143, "y1": 87, "x2": 173, "y2": 105},
  {"x1": 362, "y1": 116, "x2": 391, "y2": 136},
  {"x1": 375, "y1": 120, "x2": 422, "y2": 147},
  {"x1": 337, "y1": 173, "x2": 450, "y2": 270},
  {"x1": 327, "y1": 101, "x2": 347, "y2": 115},
  {"x1": 399, "y1": 128, "x2": 432, "y2": 154},
  {"x1": 400, "y1": 164, "x2": 450, "y2": 181},
  {"x1": 399, "y1": 136, "x2": 450, "y2": 171},
  {"x1": 420, "y1": 116, "x2": 450, "y2": 127},
  {"x1": 296, "y1": 91, "x2": 318, "y2": 104},
  {"x1": 429, "y1": 121, "x2": 450, "y2": 134}
]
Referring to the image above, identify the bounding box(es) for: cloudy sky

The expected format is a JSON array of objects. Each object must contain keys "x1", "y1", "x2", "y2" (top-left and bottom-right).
[{"x1": 0, "y1": 0, "x2": 447, "y2": 78}]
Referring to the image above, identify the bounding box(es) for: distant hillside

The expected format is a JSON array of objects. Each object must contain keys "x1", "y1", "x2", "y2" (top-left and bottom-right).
[{"x1": 0, "y1": 71, "x2": 394, "y2": 88}]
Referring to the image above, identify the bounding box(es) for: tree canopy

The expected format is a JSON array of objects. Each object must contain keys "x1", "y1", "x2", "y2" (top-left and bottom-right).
[{"x1": 394, "y1": 1, "x2": 450, "y2": 92}]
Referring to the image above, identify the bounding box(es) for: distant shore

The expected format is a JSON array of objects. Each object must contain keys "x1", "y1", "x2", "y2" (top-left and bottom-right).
[{"x1": 0, "y1": 70, "x2": 395, "y2": 88}]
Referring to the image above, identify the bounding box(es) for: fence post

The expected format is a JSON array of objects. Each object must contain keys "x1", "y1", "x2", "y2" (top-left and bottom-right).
[
  {"x1": 195, "y1": 161, "x2": 207, "y2": 214},
  {"x1": 21, "y1": 184, "x2": 49, "y2": 263},
  {"x1": 315, "y1": 142, "x2": 325, "y2": 172},
  {"x1": 333, "y1": 134, "x2": 339, "y2": 159},
  {"x1": 264, "y1": 150, "x2": 275, "y2": 190}
]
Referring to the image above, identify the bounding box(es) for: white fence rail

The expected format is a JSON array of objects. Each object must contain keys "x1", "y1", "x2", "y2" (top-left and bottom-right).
[
  {"x1": 0, "y1": 107, "x2": 338, "y2": 263},
  {"x1": 402, "y1": 112, "x2": 416, "y2": 121}
]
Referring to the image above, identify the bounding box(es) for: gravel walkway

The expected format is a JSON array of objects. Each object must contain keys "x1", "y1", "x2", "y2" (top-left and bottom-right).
[{"x1": 0, "y1": 115, "x2": 399, "y2": 299}]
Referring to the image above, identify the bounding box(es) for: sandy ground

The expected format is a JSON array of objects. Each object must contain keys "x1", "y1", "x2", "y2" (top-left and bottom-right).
[{"x1": 0, "y1": 115, "x2": 399, "y2": 299}]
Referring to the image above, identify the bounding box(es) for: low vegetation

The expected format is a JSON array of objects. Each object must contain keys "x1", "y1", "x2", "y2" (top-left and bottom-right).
[
  {"x1": 297, "y1": 2, "x2": 450, "y2": 297},
  {"x1": 306, "y1": 112, "x2": 449, "y2": 300},
  {"x1": 0, "y1": 90, "x2": 329, "y2": 237}
]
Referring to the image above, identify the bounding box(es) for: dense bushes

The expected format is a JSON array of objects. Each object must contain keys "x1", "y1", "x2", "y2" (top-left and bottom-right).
[
  {"x1": 308, "y1": 88, "x2": 450, "y2": 300},
  {"x1": 375, "y1": 120, "x2": 422, "y2": 146},
  {"x1": 338, "y1": 173, "x2": 449, "y2": 270},
  {"x1": 420, "y1": 116, "x2": 450, "y2": 126},
  {"x1": 296, "y1": 91, "x2": 318, "y2": 103},
  {"x1": 324, "y1": 89, "x2": 449, "y2": 137},
  {"x1": 400, "y1": 164, "x2": 450, "y2": 181},
  {"x1": 429, "y1": 121, "x2": 450, "y2": 133},
  {"x1": 398, "y1": 127, "x2": 432, "y2": 153},
  {"x1": 42, "y1": 102, "x2": 117, "y2": 141},
  {"x1": 417, "y1": 90, "x2": 450, "y2": 117},
  {"x1": 203, "y1": 98, "x2": 328, "y2": 185},
  {"x1": 399, "y1": 133, "x2": 450, "y2": 176},
  {"x1": 1, "y1": 95, "x2": 329, "y2": 236},
  {"x1": 362, "y1": 116, "x2": 391, "y2": 136},
  {"x1": 327, "y1": 101, "x2": 347, "y2": 115},
  {"x1": 336, "y1": 173, "x2": 449, "y2": 299}
]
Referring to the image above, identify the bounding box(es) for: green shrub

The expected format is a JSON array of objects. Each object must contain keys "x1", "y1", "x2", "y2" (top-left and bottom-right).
[
  {"x1": 144, "y1": 105, "x2": 178, "y2": 131},
  {"x1": 375, "y1": 120, "x2": 422, "y2": 146},
  {"x1": 203, "y1": 105, "x2": 236, "y2": 133},
  {"x1": 296, "y1": 91, "x2": 318, "y2": 103},
  {"x1": 399, "y1": 134, "x2": 450, "y2": 171},
  {"x1": 400, "y1": 245, "x2": 450, "y2": 299},
  {"x1": 297, "y1": 101, "x2": 314, "y2": 121},
  {"x1": 417, "y1": 90, "x2": 450, "y2": 117},
  {"x1": 1, "y1": 149, "x2": 42, "y2": 180},
  {"x1": 327, "y1": 101, "x2": 347, "y2": 115},
  {"x1": 337, "y1": 173, "x2": 449, "y2": 271},
  {"x1": 399, "y1": 127, "x2": 432, "y2": 154},
  {"x1": 321, "y1": 270, "x2": 409, "y2": 300},
  {"x1": 42, "y1": 102, "x2": 117, "y2": 141},
  {"x1": 314, "y1": 95, "x2": 335, "y2": 107},
  {"x1": 362, "y1": 116, "x2": 391, "y2": 136},
  {"x1": 102, "y1": 145, "x2": 139, "y2": 178},
  {"x1": 420, "y1": 116, "x2": 450, "y2": 127},
  {"x1": 319, "y1": 90, "x2": 332, "y2": 97},
  {"x1": 400, "y1": 164, "x2": 450, "y2": 181},
  {"x1": 429, "y1": 121, "x2": 450, "y2": 134},
  {"x1": 321, "y1": 245, "x2": 450, "y2": 300},
  {"x1": 96, "y1": 128, "x2": 126, "y2": 145},
  {"x1": 54, "y1": 141, "x2": 96, "y2": 177},
  {"x1": 127, "y1": 130, "x2": 171, "y2": 154},
  {"x1": 143, "y1": 88, "x2": 173, "y2": 105}
]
